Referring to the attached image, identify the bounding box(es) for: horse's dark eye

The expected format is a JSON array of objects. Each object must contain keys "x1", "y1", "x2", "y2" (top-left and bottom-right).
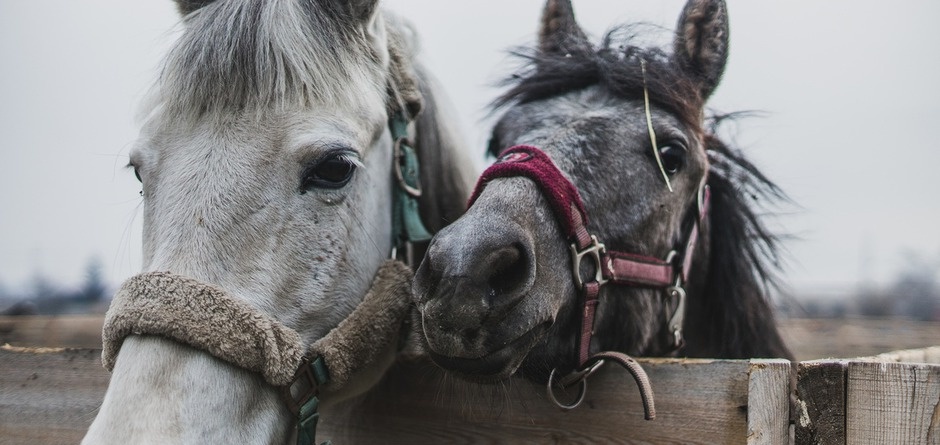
[
  {"x1": 658, "y1": 145, "x2": 686, "y2": 175},
  {"x1": 302, "y1": 153, "x2": 357, "y2": 191},
  {"x1": 128, "y1": 162, "x2": 142, "y2": 183}
]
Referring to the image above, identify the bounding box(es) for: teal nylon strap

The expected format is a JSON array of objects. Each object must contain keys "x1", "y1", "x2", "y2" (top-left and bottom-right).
[
  {"x1": 390, "y1": 111, "x2": 432, "y2": 251},
  {"x1": 293, "y1": 356, "x2": 330, "y2": 445},
  {"x1": 292, "y1": 113, "x2": 428, "y2": 445}
]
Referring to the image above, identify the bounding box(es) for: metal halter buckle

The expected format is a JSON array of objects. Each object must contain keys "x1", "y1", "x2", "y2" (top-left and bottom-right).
[
  {"x1": 665, "y1": 277, "x2": 687, "y2": 349},
  {"x1": 570, "y1": 235, "x2": 608, "y2": 290},
  {"x1": 393, "y1": 137, "x2": 422, "y2": 198},
  {"x1": 546, "y1": 360, "x2": 606, "y2": 410},
  {"x1": 281, "y1": 357, "x2": 322, "y2": 416}
]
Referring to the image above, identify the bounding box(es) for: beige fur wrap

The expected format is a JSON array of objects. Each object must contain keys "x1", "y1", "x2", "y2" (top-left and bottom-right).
[{"x1": 102, "y1": 260, "x2": 413, "y2": 388}]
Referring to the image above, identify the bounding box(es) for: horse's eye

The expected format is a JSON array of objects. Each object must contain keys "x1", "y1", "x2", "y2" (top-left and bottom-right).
[
  {"x1": 658, "y1": 144, "x2": 686, "y2": 175},
  {"x1": 128, "y1": 162, "x2": 142, "y2": 183},
  {"x1": 302, "y1": 153, "x2": 357, "y2": 191}
]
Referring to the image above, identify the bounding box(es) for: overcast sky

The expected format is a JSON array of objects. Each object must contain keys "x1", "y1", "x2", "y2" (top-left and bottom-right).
[{"x1": 1, "y1": 0, "x2": 938, "y2": 297}]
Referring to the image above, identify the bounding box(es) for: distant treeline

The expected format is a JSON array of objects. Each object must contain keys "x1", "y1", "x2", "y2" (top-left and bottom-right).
[
  {"x1": 780, "y1": 253, "x2": 940, "y2": 321},
  {"x1": 3, "y1": 254, "x2": 939, "y2": 321},
  {"x1": 0, "y1": 257, "x2": 110, "y2": 315}
]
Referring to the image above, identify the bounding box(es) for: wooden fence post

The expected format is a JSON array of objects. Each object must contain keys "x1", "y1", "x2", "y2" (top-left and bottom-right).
[
  {"x1": 795, "y1": 360, "x2": 848, "y2": 444},
  {"x1": 747, "y1": 359, "x2": 792, "y2": 444},
  {"x1": 845, "y1": 361, "x2": 940, "y2": 444}
]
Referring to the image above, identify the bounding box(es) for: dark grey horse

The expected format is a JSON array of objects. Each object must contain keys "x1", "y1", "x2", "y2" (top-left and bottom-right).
[{"x1": 413, "y1": 0, "x2": 792, "y2": 384}]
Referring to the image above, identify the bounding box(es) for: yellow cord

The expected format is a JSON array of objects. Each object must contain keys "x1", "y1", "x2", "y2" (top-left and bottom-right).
[{"x1": 641, "y1": 59, "x2": 673, "y2": 192}]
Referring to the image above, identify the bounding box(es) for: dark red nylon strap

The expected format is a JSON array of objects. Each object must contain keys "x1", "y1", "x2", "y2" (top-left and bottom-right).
[
  {"x1": 472, "y1": 145, "x2": 712, "y2": 420},
  {"x1": 681, "y1": 185, "x2": 709, "y2": 283},
  {"x1": 468, "y1": 146, "x2": 589, "y2": 242},
  {"x1": 469, "y1": 146, "x2": 686, "y2": 289},
  {"x1": 470, "y1": 145, "x2": 708, "y2": 368},
  {"x1": 581, "y1": 351, "x2": 656, "y2": 420},
  {"x1": 578, "y1": 282, "x2": 601, "y2": 364},
  {"x1": 604, "y1": 252, "x2": 674, "y2": 287}
]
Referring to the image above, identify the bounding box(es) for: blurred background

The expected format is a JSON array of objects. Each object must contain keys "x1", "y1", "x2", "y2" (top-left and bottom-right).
[{"x1": 1, "y1": 0, "x2": 938, "y2": 359}]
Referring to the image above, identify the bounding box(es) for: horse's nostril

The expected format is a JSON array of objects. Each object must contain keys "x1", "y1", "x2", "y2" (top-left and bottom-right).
[
  {"x1": 413, "y1": 255, "x2": 442, "y2": 306},
  {"x1": 485, "y1": 242, "x2": 532, "y2": 307}
]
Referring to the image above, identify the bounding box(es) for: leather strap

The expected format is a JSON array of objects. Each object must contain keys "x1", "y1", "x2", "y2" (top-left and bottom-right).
[{"x1": 581, "y1": 351, "x2": 656, "y2": 420}]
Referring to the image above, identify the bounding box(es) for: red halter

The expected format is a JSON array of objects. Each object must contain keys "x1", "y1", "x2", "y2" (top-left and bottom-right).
[{"x1": 469, "y1": 145, "x2": 709, "y2": 416}]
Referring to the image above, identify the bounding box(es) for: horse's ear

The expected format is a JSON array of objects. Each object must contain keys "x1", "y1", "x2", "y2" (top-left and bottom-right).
[
  {"x1": 341, "y1": 0, "x2": 380, "y2": 25},
  {"x1": 538, "y1": 0, "x2": 591, "y2": 56},
  {"x1": 174, "y1": 0, "x2": 216, "y2": 16},
  {"x1": 673, "y1": 0, "x2": 729, "y2": 101}
]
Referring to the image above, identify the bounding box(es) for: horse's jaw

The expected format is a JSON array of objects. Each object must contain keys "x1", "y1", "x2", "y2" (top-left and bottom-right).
[{"x1": 82, "y1": 336, "x2": 291, "y2": 445}]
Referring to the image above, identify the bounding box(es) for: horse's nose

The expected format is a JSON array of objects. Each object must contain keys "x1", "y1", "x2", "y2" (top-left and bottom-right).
[{"x1": 414, "y1": 220, "x2": 535, "y2": 322}]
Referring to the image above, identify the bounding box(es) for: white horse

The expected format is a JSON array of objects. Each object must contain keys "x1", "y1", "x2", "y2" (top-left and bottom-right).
[{"x1": 83, "y1": 0, "x2": 473, "y2": 443}]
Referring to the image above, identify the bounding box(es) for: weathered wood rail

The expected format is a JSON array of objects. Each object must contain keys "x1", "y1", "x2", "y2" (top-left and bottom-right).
[
  {"x1": 796, "y1": 347, "x2": 940, "y2": 444},
  {"x1": 2, "y1": 344, "x2": 938, "y2": 444}
]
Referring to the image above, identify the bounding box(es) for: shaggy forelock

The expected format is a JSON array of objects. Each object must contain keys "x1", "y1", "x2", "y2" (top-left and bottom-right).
[
  {"x1": 493, "y1": 25, "x2": 704, "y2": 148},
  {"x1": 155, "y1": 0, "x2": 385, "y2": 119}
]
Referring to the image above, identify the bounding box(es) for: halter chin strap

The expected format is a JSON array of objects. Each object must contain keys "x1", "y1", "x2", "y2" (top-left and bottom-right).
[{"x1": 469, "y1": 145, "x2": 711, "y2": 418}]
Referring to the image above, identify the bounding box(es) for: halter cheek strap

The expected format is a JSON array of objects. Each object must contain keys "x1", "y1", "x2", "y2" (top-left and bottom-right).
[
  {"x1": 469, "y1": 146, "x2": 707, "y2": 297},
  {"x1": 390, "y1": 110, "x2": 432, "y2": 260}
]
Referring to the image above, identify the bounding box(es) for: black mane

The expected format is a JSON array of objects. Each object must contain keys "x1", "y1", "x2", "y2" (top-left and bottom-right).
[
  {"x1": 494, "y1": 29, "x2": 793, "y2": 360},
  {"x1": 690, "y1": 119, "x2": 792, "y2": 359},
  {"x1": 489, "y1": 26, "x2": 703, "y2": 157}
]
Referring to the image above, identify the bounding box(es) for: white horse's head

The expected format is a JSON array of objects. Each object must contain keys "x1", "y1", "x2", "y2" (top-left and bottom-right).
[{"x1": 84, "y1": 0, "x2": 472, "y2": 443}]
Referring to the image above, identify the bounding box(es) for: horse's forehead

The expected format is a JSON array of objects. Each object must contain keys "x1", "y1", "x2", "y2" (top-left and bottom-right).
[
  {"x1": 140, "y1": 103, "x2": 385, "y2": 162},
  {"x1": 500, "y1": 90, "x2": 691, "y2": 155}
]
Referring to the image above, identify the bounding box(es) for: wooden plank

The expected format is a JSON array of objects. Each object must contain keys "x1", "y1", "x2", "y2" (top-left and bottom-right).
[
  {"x1": 1, "y1": 347, "x2": 788, "y2": 444},
  {"x1": 845, "y1": 361, "x2": 940, "y2": 444},
  {"x1": 321, "y1": 357, "x2": 763, "y2": 444},
  {"x1": 794, "y1": 359, "x2": 847, "y2": 445},
  {"x1": 0, "y1": 315, "x2": 104, "y2": 349},
  {"x1": 746, "y1": 359, "x2": 791, "y2": 444},
  {"x1": 0, "y1": 346, "x2": 109, "y2": 445}
]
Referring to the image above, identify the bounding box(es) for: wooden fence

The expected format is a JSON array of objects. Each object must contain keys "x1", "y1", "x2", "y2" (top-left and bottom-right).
[{"x1": 2, "y1": 344, "x2": 938, "y2": 444}]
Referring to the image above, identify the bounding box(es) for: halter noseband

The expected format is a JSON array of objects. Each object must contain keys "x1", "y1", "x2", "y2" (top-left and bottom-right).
[{"x1": 468, "y1": 145, "x2": 710, "y2": 417}]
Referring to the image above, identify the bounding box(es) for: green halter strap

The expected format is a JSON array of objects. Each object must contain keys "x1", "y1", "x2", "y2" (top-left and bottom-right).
[
  {"x1": 293, "y1": 112, "x2": 430, "y2": 445},
  {"x1": 288, "y1": 356, "x2": 331, "y2": 445},
  {"x1": 390, "y1": 110, "x2": 432, "y2": 259},
  {"x1": 295, "y1": 28, "x2": 431, "y2": 442}
]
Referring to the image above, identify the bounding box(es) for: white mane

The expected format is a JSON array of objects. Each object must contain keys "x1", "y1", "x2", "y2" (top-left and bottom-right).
[{"x1": 152, "y1": 0, "x2": 387, "y2": 121}]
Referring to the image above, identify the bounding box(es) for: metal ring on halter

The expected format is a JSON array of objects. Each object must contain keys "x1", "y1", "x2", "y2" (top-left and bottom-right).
[
  {"x1": 558, "y1": 358, "x2": 606, "y2": 387},
  {"x1": 665, "y1": 275, "x2": 687, "y2": 349},
  {"x1": 393, "y1": 137, "x2": 422, "y2": 198},
  {"x1": 569, "y1": 235, "x2": 609, "y2": 290},
  {"x1": 547, "y1": 368, "x2": 589, "y2": 410}
]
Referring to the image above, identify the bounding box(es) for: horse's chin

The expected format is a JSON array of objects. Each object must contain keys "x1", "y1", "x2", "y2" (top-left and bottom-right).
[{"x1": 426, "y1": 321, "x2": 550, "y2": 383}]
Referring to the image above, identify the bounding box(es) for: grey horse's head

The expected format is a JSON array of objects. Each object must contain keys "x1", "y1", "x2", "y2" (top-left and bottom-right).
[
  {"x1": 414, "y1": 0, "x2": 790, "y2": 384},
  {"x1": 84, "y1": 0, "x2": 474, "y2": 442}
]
